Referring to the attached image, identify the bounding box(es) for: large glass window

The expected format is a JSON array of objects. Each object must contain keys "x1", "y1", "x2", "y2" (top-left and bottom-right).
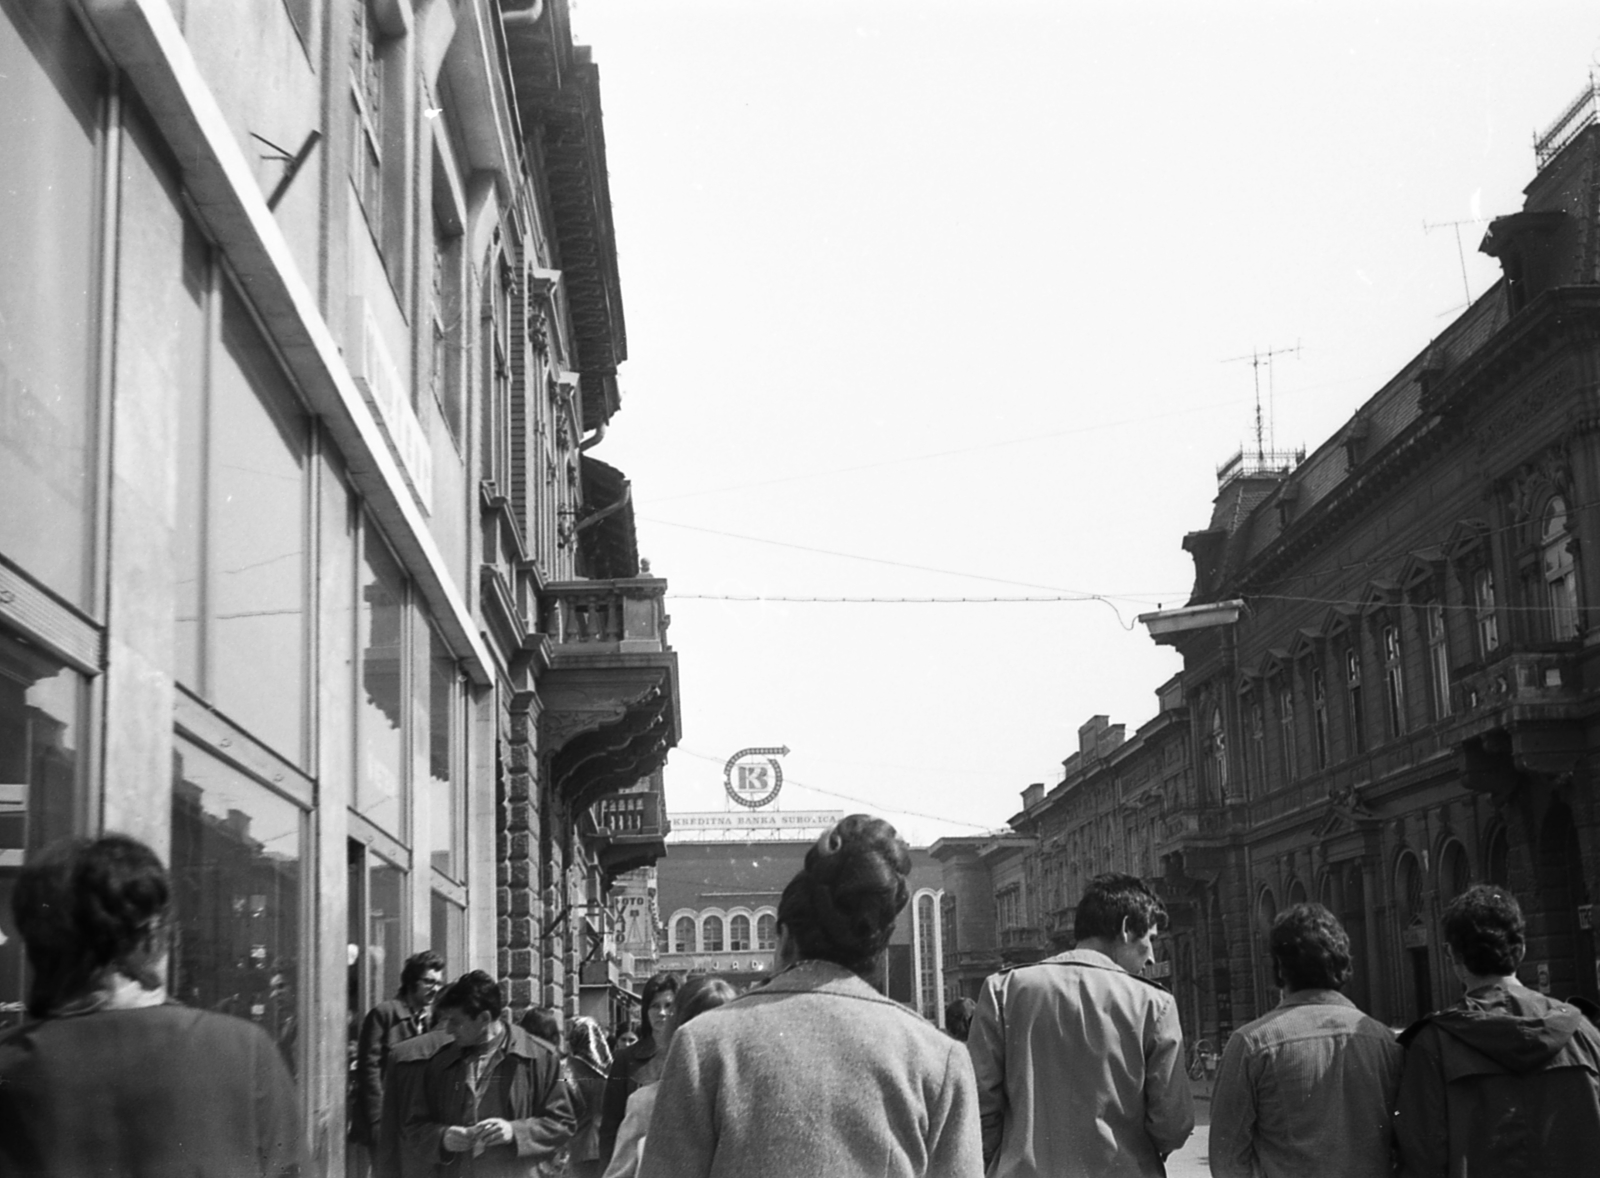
[
  {"x1": 728, "y1": 914, "x2": 750, "y2": 952},
  {"x1": 175, "y1": 273, "x2": 309, "y2": 764},
  {"x1": 0, "y1": 639, "x2": 85, "y2": 1032},
  {"x1": 427, "y1": 626, "x2": 461, "y2": 879},
  {"x1": 357, "y1": 534, "x2": 406, "y2": 836},
  {"x1": 170, "y1": 740, "x2": 306, "y2": 1075},
  {"x1": 0, "y1": 2, "x2": 105, "y2": 609},
  {"x1": 430, "y1": 891, "x2": 463, "y2": 974}
]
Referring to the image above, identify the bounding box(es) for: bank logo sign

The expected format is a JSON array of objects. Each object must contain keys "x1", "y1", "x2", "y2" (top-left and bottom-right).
[{"x1": 724, "y1": 746, "x2": 789, "y2": 809}]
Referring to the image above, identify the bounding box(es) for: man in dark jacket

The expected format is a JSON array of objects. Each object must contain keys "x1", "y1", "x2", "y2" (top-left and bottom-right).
[
  {"x1": 355, "y1": 950, "x2": 445, "y2": 1155},
  {"x1": 400, "y1": 970, "x2": 574, "y2": 1177},
  {"x1": 1395, "y1": 884, "x2": 1600, "y2": 1177}
]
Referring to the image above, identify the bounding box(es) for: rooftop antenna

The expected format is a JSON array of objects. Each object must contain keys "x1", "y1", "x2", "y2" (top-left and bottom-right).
[
  {"x1": 1424, "y1": 218, "x2": 1480, "y2": 313},
  {"x1": 1221, "y1": 342, "x2": 1301, "y2": 462}
]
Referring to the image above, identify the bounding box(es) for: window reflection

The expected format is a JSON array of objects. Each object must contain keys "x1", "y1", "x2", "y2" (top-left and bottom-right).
[
  {"x1": 430, "y1": 891, "x2": 462, "y2": 972},
  {"x1": 358, "y1": 535, "x2": 406, "y2": 836},
  {"x1": 366, "y1": 858, "x2": 404, "y2": 1004},
  {"x1": 170, "y1": 742, "x2": 305, "y2": 1075},
  {"x1": 428, "y1": 627, "x2": 459, "y2": 878},
  {"x1": 0, "y1": 640, "x2": 83, "y2": 1032},
  {"x1": 0, "y1": 3, "x2": 104, "y2": 608}
]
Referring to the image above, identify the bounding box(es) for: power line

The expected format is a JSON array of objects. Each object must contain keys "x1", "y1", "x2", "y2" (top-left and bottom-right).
[{"x1": 667, "y1": 593, "x2": 1174, "y2": 605}]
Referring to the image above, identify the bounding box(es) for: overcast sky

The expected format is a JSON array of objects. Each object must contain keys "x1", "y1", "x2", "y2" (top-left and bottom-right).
[{"x1": 571, "y1": 1, "x2": 1600, "y2": 844}]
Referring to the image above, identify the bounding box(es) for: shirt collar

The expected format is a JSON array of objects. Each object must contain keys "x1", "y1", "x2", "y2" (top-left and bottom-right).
[{"x1": 1279, "y1": 988, "x2": 1356, "y2": 1009}]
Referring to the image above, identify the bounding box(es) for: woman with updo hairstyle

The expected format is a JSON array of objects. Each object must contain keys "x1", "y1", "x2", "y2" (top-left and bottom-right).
[
  {"x1": 0, "y1": 835, "x2": 304, "y2": 1176},
  {"x1": 636, "y1": 815, "x2": 982, "y2": 1178}
]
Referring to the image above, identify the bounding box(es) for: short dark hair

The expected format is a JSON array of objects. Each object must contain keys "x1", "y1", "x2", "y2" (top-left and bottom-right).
[
  {"x1": 673, "y1": 975, "x2": 736, "y2": 1028},
  {"x1": 1270, "y1": 903, "x2": 1352, "y2": 991},
  {"x1": 636, "y1": 972, "x2": 680, "y2": 1043},
  {"x1": 520, "y1": 1005, "x2": 561, "y2": 1045},
  {"x1": 435, "y1": 970, "x2": 504, "y2": 1020},
  {"x1": 397, "y1": 950, "x2": 446, "y2": 998},
  {"x1": 945, "y1": 996, "x2": 977, "y2": 1041},
  {"x1": 1074, "y1": 872, "x2": 1166, "y2": 942},
  {"x1": 1442, "y1": 885, "x2": 1525, "y2": 977},
  {"x1": 777, "y1": 815, "x2": 912, "y2": 975},
  {"x1": 13, "y1": 835, "x2": 171, "y2": 1017}
]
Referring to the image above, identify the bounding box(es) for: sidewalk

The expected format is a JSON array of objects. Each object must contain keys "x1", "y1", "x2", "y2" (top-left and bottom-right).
[{"x1": 1165, "y1": 1074, "x2": 1213, "y2": 1178}]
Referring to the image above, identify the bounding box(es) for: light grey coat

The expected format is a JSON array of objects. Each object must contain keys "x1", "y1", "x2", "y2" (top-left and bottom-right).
[{"x1": 637, "y1": 960, "x2": 983, "y2": 1178}]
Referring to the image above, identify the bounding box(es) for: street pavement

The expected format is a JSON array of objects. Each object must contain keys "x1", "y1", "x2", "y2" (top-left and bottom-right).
[{"x1": 1165, "y1": 1075, "x2": 1213, "y2": 1178}]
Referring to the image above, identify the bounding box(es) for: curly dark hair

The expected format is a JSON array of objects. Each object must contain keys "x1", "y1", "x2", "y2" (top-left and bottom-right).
[
  {"x1": 636, "y1": 971, "x2": 680, "y2": 1043},
  {"x1": 1270, "y1": 903, "x2": 1353, "y2": 991},
  {"x1": 397, "y1": 950, "x2": 445, "y2": 999},
  {"x1": 435, "y1": 970, "x2": 504, "y2": 1020},
  {"x1": 777, "y1": 814, "x2": 911, "y2": 976},
  {"x1": 1074, "y1": 872, "x2": 1166, "y2": 943},
  {"x1": 12, "y1": 835, "x2": 171, "y2": 1018},
  {"x1": 1443, "y1": 884, "x2": 1525, "y2": 977}
]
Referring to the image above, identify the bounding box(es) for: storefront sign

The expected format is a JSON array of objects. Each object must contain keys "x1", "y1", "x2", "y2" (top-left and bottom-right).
[{"x1": 724, "y1": 746, "x2": 788, "y2": 808}]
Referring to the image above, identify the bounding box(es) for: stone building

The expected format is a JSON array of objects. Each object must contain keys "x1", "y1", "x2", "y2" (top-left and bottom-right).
[
  {"x1": 0, "y1": 0, "x2": 676, "y2": 1166},
  {"x1": 1149, "y1": 81, "x2": 1600, "y2": 1035}
]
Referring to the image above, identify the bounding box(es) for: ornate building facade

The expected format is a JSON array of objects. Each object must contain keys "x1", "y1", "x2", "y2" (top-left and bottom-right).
[{"x1": 0, "y1": 0, "x2": 676, "y2": 1168}]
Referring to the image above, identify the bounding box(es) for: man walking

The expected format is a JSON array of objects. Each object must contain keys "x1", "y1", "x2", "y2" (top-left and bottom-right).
[
  {"x1": 355, "y1": 950, "x2": 446, "y2": 1164},
  {"x1": 968, "y1": 872, "x2": 1193, "y2": 1177},
  {"x1": 1394, "y1": 884, "x2": 1600, "y2": 1177},
  {"x1": 400, "y1": 970, "x2": 574, "y2": 1176},
  {"x1": 1209, "y1": 903, "x2": 1401, "y2": 1178}
]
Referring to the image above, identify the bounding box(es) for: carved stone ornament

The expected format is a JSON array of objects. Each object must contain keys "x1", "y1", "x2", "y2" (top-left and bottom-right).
[
  {"x1": 1504, "y1": 445, "x2": 1572, "y2": 530},
  {"x1": 1476, "y1": 368, "x2": 1570, "y2": 461}
]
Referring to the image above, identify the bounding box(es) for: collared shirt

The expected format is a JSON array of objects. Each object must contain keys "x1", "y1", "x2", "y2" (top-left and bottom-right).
[
  {"x1": 968, "y1": 949, "x2": 1194, "y2": 1178},
  {"x1": 1209, "y1": 988, "x2": 1401, "y2": 1178}
]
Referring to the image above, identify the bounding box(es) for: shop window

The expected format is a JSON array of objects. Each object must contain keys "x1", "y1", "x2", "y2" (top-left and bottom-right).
[
  {"x1": 427, "y1": 626, "x2": 462, "y2": 879},
  {"x1": 0, "y1": 640, "x2": 86, "y2": 1033},
  {"x1": 171, "y1": 740, "x2": 307, "y2": 1075},
  {"x1": 357, "y1": 532, "x2": 406, "y2": 837},
  {"x1": 1382, "y1": 625, "x2": 1406, "y2": 738},
  {"x1": 728, "y1": 914, "x2": 750, "y2": 952},
  {"x1": 0, "y1": 3, "x2": 106, "y2": 610},
  {"x1": 1541, "y1": 496, "x2": 1579, "y2": 639},
  {"x1": 1473, "y1": 568, "x2": 1500, "y2": 656},
  {"x1": 175, "y1": 273, "x2": 310, "y2": 765},
  {"x1": 756, "y1": 913, "x2": 777, "y2": 951},
  {"x1": 702, "y1": 915, "x2": 723, "y2": 953},
  {"x1": 1426, "y1": 604, "x2": 1451, "y2": 719},
  {"x1": 674, "y1": 915, "x2": 695, "y2": 953}
]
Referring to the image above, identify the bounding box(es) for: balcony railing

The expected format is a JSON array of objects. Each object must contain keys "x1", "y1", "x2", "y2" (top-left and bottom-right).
[
  {"x1": 1537, "y1": 75, "x2": 1600, "y2": 168},
  {"x1": 1457, "y1": 645, "x2": 1582, "y2": 712},
  {"x1": 543, "y1": 578, "x2": 668, "y2": 654},
  {"x1": 1216, "y1": 447, "x2": 1305, "y2": 488}
]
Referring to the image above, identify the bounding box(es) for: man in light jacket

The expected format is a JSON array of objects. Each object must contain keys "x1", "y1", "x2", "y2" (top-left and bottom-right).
[
  {"x1": 968, "y1": 872, "x2": 1193, "y2": 1177},
  {"x1": 1209, "y1": 903, "x2": 1401, "y2": 1178},
  {"x1": 1394, "y1": 884, "x2": 1600, "y2": 1177}
]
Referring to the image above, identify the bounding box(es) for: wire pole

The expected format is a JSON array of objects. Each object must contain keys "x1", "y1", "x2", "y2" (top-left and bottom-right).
[
  {"x1": 1424, "y1": 218, "x2": 1479, "y2": 310},
  {"x1": 1221, "y1": 342, "x2": 1301, "y2": 460}
]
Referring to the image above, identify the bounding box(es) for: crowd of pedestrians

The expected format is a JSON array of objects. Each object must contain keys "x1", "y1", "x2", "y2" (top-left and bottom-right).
[{"x1": 3, "y1": 826, "x2": 1600, "y2": 1177}]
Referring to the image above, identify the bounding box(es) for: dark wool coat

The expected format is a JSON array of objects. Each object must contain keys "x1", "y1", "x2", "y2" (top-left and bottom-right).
[
  {"x1": 597, "y1": 1037, "x2": 663, "y2": 1167},
  {"x1": 399, "y1": 1022, "x2": 575, "y2": 1178},
  {"x1": 355, "y1": 997, "x2": 432, "y2": 1145},
  {"x1": 0, "y1": 1003, "x2": 304, "y2": 1177}
]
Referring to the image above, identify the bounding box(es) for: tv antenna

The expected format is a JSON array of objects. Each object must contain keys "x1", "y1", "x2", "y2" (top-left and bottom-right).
[
  {"x1": 1424, "y1": 218, "x2": 1480, "y2": 312},
  {"x1": 1221, "y1": 342, "x2": 1300, "y2": 461}
]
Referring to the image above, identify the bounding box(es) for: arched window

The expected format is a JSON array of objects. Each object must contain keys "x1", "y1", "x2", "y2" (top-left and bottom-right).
[
  {"x1": 1439, "y1": 840, "x2": 1471, "y2": 902},
  {"x1": 702, "y1": 915, "x2": 724, "y2": 953},
  {"x1": 729, "y1": 914, "x2": 751, "y2": 952},
  {"x1": 1256, "y1": 888, "x2": 1278, "y2": 934},
  {"x1": 756, "y1": 913, "x2": 777, "y2": 951},
  {"x1": 1287, "y1": 879, "x2": 1308, "y2": 907},
  {"x1": 1542, "y1": 496, "x2": 1579, "y2": 639},
  {"x1": 673, "y1": 916, "x2": 695, "y2": 954}
]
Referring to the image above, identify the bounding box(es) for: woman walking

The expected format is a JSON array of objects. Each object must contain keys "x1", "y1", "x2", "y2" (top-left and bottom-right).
[
  {"x1": 597, "y1": 971, "x2": 678, "y2": 1167},
  {"x1": 637, "y1": 815, "x2": 982, "y2": 1177}
]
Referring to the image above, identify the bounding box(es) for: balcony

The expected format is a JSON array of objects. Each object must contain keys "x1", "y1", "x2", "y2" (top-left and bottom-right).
[
  {"x1": 537, "y1": 578, "x2": 680, "y2": 815},
  {"x1": 590, "y1": 777, "x2": 670, "y2": 881}
]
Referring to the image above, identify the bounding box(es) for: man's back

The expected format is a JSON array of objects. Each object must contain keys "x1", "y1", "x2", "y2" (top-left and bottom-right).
[
  {"x1": 1209, "y1": 990, "x2": 1401, "y2": 1178},
  {"x1": 967, "y1": 950, "x2": 1194, "y2": 1178}
]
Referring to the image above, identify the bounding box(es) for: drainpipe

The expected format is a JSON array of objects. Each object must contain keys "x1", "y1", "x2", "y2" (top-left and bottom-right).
[
  {"x1": 501, "y1": 0, "x2": 544, "y2": 28},
  {"x1": 579, "y1": 422, "x2": 606, "y2": 452},
  {"x1": 575, "y1": 483, "x2": 631, "y2": 533}
]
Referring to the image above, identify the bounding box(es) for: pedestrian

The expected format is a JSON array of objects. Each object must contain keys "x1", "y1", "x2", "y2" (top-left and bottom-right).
[
  {"x1": 1208, "y1": 902, "x2": 1402, "y2": 1178},
  {"x1": 1394, "y1": 883, "x2": 1600, "y2": 1177},
  {"x1": 945, "y1": 996, "x2": 976, "y2": 1042},
  {"x1": 564, "y1": 1016, "x2": 612, "y2": 1178},
  {"x1": 355, "y1": 949, "x2": 446, "y2": 1166},
  {"x1": 968, "y1": 871, "x2": 1193, "y2": 1177},
  {"x1": 597, "y1": 972, "x2": 678, "y2": 1168},
  {"x1": 398, "y1": 969, "x2": 575, "y2": 1176},
  {"x1": 0, "y1": 834, "x2": 304, "y2": 1176},
  {"x1": 601, "y1": 975, "x2": 735, "y2": 1178},
  {"x1": 638, "y1": 814, "x2": 982, "y2": 1177},
  {"x1": 521, "y1": 1005, "x2": 563, "y2": 1051}
]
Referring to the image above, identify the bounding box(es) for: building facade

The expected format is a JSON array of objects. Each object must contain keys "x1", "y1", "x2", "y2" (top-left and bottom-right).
[{"x1": 0, "y1": 0, "x2": 676, "y2": 1168}]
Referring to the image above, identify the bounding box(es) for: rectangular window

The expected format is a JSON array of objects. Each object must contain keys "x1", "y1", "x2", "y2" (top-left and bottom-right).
[
  {"x1": 431, "y1": 149, "x2": 464, "y2": 441},
  {"x1": 171, "y1": 740, "x2": 307, "y2": 1076},
  {"x1": 0, "y1": 3, "x2": 106, "y2": 609},
  {"x1": 1427, "y1": 604, "x2": 1451, "y2": 719},
  {"x1": 1277, "y1": 686, "x2": 1298, "y2": 780},
  {"x1": 358, "y1": 531, "x2": 407, "y2": 837},
  {"x1": 427, "y1": 625, "x2": 462, "y2": 880},
  {"x1": 1473, "y1": 568, "x2": 1500, "y2": 656},
  {"x1": 1249, "y1": 701, "x2": 1267, "y2": 792},
  {"x1": 1382, "y1": 625, "x2": 1406, "y2": 738},
  {"x1": 481, "y1": 251, "x2": 512, "y2": 492},
  {"x1": 1344, "y1": 646, "x2": 1366, "y2": 755},
  {"x1": 430, "y1": 891, "x2": 464, "y2": 974},
  {"x1": 1312, "y1": 668, "x2": 1330, "y2": 769},
  {"x1": 350, "y1": 0, "x2": 384, "y2": 238}
]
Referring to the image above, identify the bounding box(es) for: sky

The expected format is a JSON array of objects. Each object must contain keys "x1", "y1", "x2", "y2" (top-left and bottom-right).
[{"x1": 569, "y1": 1, "x2": 1600, "y2": 845}]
